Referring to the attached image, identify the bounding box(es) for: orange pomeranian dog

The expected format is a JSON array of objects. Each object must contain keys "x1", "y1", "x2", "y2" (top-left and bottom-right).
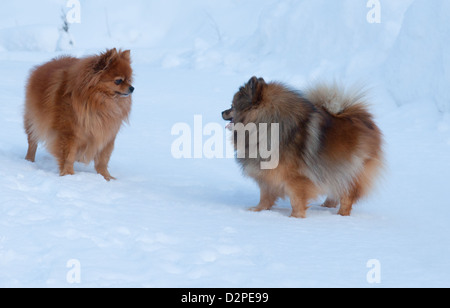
[
  {"x1": 24, "y1": 48, "x2": 134, "y2": 181},
  {"x1": 223, "y1": 77, "x2": 384, "y2": 218}
]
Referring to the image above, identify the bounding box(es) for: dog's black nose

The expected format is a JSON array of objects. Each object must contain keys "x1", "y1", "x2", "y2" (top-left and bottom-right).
[
  {"x1": 222, "y1": 111, "x2": 229, "y2": 120},
  {"x1": 129, "y1": 86, "x2": 135, "y2": 94}
]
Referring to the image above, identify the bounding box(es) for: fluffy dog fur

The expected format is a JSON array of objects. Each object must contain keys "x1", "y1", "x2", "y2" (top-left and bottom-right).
[
  {"x1": 24, "y1": 48, "x2": 134, "y2": 181},
  {"x1": 222, "y1": 77, "x2": 384, "y2": 218}
]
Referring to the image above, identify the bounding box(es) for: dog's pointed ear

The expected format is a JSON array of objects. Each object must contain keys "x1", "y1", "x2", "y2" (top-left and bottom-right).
[
  {"x1": 247, "y1": 76, "x2": 266, "y2": 104},
  {"x1": 121, "y1": 50, "x2": 131, "y2": 62},
  {"x1": 93, "y1": 48, "x2": 118, "y2": 72},
  {"x1": 248, "y1": 76, "x2": 258, "y2": 89},
  {"x1": 247, "y1": 76, "x2": 267, "y2": 89}
]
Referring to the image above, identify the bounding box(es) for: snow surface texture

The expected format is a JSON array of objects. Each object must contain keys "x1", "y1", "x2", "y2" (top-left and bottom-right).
[{"x1": 1, "y1": 0, "x2": 450, "y2": 287}]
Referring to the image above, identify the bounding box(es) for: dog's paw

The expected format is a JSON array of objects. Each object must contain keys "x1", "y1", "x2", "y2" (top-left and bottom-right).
[
  {"x1": 60, "y1": 167, "x2": 75, "y2": 177},
  {"x1": 248, "y1": 207, "x2": 261, "y2": 212},
  {"x1": 248, "y1": 206, "x2": 270, "y2": 212},
  {"x1": 101, "y1": 173, "x2": 117, "y2": 182},
  {"x1": 290, "y1": 211, "x2": 307, "y2": 219},
  {"x1": 321, "y1": 199, "x2": 339, "y2": 209},
  {"x1": 96, "y1": 168, "x2": 116, "y2": 182},
  {"x1": 103, "y1": 173, "x2": 116, "y2": 181},
  {"x1": 338, "y1": 208, "x2": 352, "y2": 217}
]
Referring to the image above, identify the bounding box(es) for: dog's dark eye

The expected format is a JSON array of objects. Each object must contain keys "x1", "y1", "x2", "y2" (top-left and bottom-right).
[{"x1": 115, "y1": 79, "x2": 123, "y2": 85}]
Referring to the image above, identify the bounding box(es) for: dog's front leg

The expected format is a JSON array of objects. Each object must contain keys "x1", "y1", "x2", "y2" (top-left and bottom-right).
[{"x1": 95, "y1": 139, "x2": 116, "y2": 181}]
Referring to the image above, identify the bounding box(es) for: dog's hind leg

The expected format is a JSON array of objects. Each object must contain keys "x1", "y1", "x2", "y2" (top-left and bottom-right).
[
  {"x1": 25, "y1": 138, "x2": 38, "y2": 163},
  {"x1": 338, "y1": 184, "x2": 362, "y2": 216},
  {"x1": 339, "y1": 196, "x2": 356, "y2": 216},
  {"x1": 25, "y1": 119, "x2": 38, "y2": 162},
  {"x1": 321, "y1": 198, "x2": 339, "y2": 208},
  {"x1": 339, "y1": 158, "x2": 382, "y2": 216},
  {"x1": 56, "y1": 134, "x2": 77, "y2": 177}
]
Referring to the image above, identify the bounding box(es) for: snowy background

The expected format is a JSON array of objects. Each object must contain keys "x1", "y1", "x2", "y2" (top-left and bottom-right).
[{"x1": 1, "y1": 0, "x2": 449, "y2": 287}]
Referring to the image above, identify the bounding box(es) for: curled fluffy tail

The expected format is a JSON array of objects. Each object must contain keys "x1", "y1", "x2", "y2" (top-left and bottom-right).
[
  {"x1": 304, "y1": 83, "x2": 369, "y2": 116},
  {"x1": 304, "y1": 82, "x2": 384, "y2": 201}
]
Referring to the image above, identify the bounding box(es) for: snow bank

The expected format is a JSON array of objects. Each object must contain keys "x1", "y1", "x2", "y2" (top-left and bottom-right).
[
  {"x1": 2, "y1": 0, "x2": 449, "y2": 114},
  {"x1": 0, "y1": 0, "x2": 65, "y2": 52},
  {"x1": 58, "y1": 0, "x2": 450, "y2": 114},
  {"x1": 0, "y1": 26, "x2": 59, "y2": 53},
  {"x1": 384, "y1": 0, "x2": 450, "y2": 112}
]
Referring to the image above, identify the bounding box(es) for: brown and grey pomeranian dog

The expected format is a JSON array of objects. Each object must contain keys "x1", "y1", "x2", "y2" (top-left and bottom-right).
[
  {"x1": 24, "y1": 48, "x2": 134, "y2": 181},
  {"x1": 222, "y1": 77, "x2": 384, "y2": 218}
]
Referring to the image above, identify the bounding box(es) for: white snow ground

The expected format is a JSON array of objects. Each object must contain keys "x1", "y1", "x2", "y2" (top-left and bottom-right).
[{"x1": 1, "y1": 0, "x2": 450, "y2": 288}]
